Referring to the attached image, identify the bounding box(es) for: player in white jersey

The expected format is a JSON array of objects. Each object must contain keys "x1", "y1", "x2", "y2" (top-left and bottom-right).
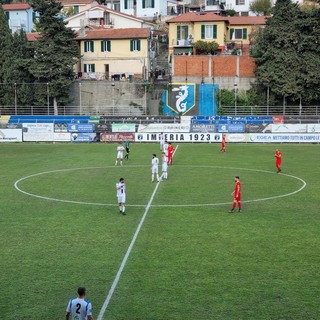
[
  {"x1": 116, "y1": 177, "x2": 126, "y2": 215},
  {"x1": 151, "y1": 154, "x2": 160, "y2": 182},
  {"x1": 66, "y1": 287, "x2": 93, "y2": 320},
  {"x1": 163, "y1": 140, "x2": 169, "y2": 156},
  {"x1": 159, "y1": 132, "x2": 165, "y2": 151},
  {"x1": 161, "y1": 152, "x2": 168, "y2": 180},
  {"x1": 115, "y1": 142, "x2": 125, "y2": 166}
]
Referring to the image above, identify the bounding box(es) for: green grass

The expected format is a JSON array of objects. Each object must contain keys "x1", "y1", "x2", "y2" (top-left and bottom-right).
[{"x1": 1, "y1": 142, "x2": 319, "y2": 319}]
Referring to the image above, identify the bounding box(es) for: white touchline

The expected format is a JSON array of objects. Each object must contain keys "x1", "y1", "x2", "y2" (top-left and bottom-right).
[{"x1": 97, "y1": 145, "x2": 179, "y2": 320}]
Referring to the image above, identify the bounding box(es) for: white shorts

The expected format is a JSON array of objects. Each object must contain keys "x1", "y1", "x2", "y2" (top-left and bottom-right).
[
  {"x1": 117, "y1": 195, "x2": 126, "y2": 204},
  {"x1": 152, "y1": 167, "x2": 158, "y2": 174},
  {"x1": 117, "y1": 152, "x2": 123, "y2": 159},
  {"x1": 162, "y1": 163, "x2": 168, "y2": 172}
]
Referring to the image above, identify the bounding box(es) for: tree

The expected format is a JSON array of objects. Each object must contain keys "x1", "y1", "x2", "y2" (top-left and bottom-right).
[
  {"x1": 254, "y1": 0, "x2": 302, "y2": 104},
  {"x1": 254, "y1": 0, "x2": 320, "y2": 105},
  {"x1": 28, "y1": 0, "x2": 80, "y2": 114},
  {"x1": 11, "y1": 30, "x2": 36, "y2": 106},
  {"x1": 249, "y1": 0, "x2": 272, "y2": 16},
  {"x1": 0, "y1": 6, "x2": 14, "y2": 106}
]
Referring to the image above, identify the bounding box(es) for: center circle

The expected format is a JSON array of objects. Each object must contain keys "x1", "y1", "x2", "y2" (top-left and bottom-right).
[{"x1": 14, "y1": 166, "x2": 306, "y2": 207}]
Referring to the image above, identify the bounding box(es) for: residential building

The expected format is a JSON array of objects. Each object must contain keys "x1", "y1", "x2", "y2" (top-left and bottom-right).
[
  {"x1": 227, "y1": 16, "x2": 266, "y2": 55},
  {"x1": 166, "y1": 12, "x2": 266, "y2": 57},
  {"x1": 120, "y1": 0, "x2": 180, "y2": 18},
  {"x1": 2, "y1": 3, "x2": 38, "y2": 33},
  {"x1": 166, "y1": 12, "x2": 229, "y2": 56},
  {"x1": 76, "y1": 28, "x2": 151, "y2": 80},
  {"x1": 64, "y1": 5, "x2": 155, "y2": 30},
  {"x1": 59, "y1": 0, "x2": 99, "y2": 16}
]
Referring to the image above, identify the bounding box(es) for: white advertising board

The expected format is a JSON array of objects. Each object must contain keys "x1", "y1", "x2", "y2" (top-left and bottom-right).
[
  {"x1": 53, "y1": 132, "x2": 71, "y2": 142},
  {"x1": 271, "y1": 124, "x2": 307, "y2": 133},
  {"x1": 0, "y1": 129, "x2": 22, "y2": 142},
  {"x1": 23, "y1": 123, "x2": 54, "y2": 142},
  {"x1": 138, "y1": 123, "x2": 190, "y2": 133},
  {"x1": 135, "y1": 132, "x2": 222, "y2": 142},
  {"x1": 307, "y1": 124, "x2": 320, "y2": 133},
  {"x1": 249, "y1": 133, "x2": 320, "y2": 143}
]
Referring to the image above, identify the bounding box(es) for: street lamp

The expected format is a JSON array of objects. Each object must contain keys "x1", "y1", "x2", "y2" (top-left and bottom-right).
[
  {"x1": 112, "y1": 82, "x2": 115, "y2": 115},
  {"x1": 234, "y1": 83, "x2": 238, "y2": 115}
]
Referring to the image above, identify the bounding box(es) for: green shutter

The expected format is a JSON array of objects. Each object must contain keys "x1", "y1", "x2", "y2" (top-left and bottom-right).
[
  {"x1": 91, "y1": 64, "x2": 95, "y2": 72},
  {"x1": 125, "y1": 0, "x2": 128, "y2": 9},
  {"x1": 152, "y1": 0, "x2": 155, "y2": 7},
  {"x1": 137, "y1": 39, "x2": 141, "y2": 51},
  {"x1": 90, "y1": 41, "x2": 94, "y2": 52},
  {"x1": 230, "y1": 28, "x2": 234, "y2": 40},
  {"x1": 84, "y1": 41, "x2": 87, "y2": 52},
  {"x1": 177, "y1": 26, "x2": 181, "y2": 41},
  {"x1": 184, "y1": 26, "x2": 188, "y2": 39},
  {"x1": 243, "y1": 28, "x2": 247, "y2": 39},
  {"x1": 101, "y1": 41, "x2": 104, "y2": 52},
  {"x1": 107, "y1": 40, "x2": 111, "y2": 52},
  {"x1": 201, "y1": 25, "x2": 205, "y2": 39},
  {"x1": 130, "y1": 39, "x2": 133, "y2": 51},
  {"x1": 84, "y1": 64, "x2": 87, "y2": 72},
  {"x1": 213, "y1": 25, "x2": 217, "y2": 39},
  {"x1": 142, "y1": 0, "x2": 145, "y2": 8}
]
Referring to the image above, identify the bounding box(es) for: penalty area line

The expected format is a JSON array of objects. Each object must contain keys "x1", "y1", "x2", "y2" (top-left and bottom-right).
[{"x1": 97, "y1": 145, "x2": 179, "y2": 320}]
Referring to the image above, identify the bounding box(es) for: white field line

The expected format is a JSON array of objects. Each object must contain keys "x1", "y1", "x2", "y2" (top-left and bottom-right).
[
  {"x1": 97, "y1": 145, "x2": 179, "y2": 320},
  {"x1": 14, "y1": 162, "x2": 306, "y2": 208}
]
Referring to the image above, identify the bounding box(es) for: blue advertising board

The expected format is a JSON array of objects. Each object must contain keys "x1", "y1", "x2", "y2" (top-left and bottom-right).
[
  {"x1": 68, "y1": 124, "x2": 94, "y2": 133},
  {"x1": 218, "y1": 123, "x2": 245, "y2": 133},
  {"x1": 70, "y1": 132, "x2": 96, "y2": 142}
]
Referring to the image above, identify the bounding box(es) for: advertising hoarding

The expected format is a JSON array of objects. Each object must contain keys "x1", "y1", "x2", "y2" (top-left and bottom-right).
[
  {"x1": 0, "y1": 129, "x2": 22, "y2": 142},
  {"x1": 23, "y1": 123, "x2": 54, "y2": 141}
]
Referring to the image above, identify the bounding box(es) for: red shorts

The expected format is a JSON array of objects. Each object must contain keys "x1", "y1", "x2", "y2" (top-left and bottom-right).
[{"x1": 234, "y1": 195, "x2": 241, "y2": 201}]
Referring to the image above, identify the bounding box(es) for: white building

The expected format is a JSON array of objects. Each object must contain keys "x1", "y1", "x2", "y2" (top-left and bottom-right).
[{"x1": 64, "y1": 5, "x2": 155, "y2": 30}]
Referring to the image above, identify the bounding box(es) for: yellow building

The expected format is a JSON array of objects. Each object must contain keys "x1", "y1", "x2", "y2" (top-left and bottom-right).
[
  {"x1": 227, "y1": 16, "x2": 266, "y2": 55},
  {"x1": 76, "y1": 28, "x2": 151, "y2": 80},
  {"x1": 166, "y1": 12, "x2": 266, "y2": 57}
]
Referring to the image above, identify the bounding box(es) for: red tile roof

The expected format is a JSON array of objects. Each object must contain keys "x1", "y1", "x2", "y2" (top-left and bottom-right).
[
  {"x1": 166, "y1": 12, "x2": 229, "y2": 23},
  {"x1": 59, "y1": 0, "x2": 97, "y2": 4},
  {"x1": 76, "y1": 28, "x2": 151, "y2": 40},
  {"x1": 166, "y1": 12, "x2": 267, "y2": 26},
  {"x1": 228, "y1": 16, "x2": 267, "y2": 25},
  {"x1": 26, "y1": 33, "x2": 41, "y2": 42},
  {"x1": 2, "y1": 4, "x2": 31, "y2": 11}
]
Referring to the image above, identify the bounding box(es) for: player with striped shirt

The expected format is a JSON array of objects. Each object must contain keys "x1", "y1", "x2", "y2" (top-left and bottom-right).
[
  {"x1": 66, "y1": 287, "x2": 93, "y2": 320},
  {"x1": 116, "y1": 177, "x2": 126, "y2": 215}
]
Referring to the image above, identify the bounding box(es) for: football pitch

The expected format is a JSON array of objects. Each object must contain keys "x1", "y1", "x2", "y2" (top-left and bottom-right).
[{"x1": 1, "y1": 142, "x2": 319, "y2": 320}]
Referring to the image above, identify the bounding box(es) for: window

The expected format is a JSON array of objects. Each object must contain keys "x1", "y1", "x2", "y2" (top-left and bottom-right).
[
  {"x1": 206, "y1": 0, "x2": 219, "y2": 5},
  {"x1": 230, "y1": 28, "x2": 247, "y2": 40},
  {"x1": 5, "y1": 11, "x2": 9, "y2": 20},
  {"x1": 201, "y1": 25, "x2": 217, "y2": 39},
  {"x1": 130, "y1": 39, "x2": 141, "y2": 51},
  {"x1": 142, "y1": 0, "x2": 155, "y2": 8},
  {"x1": 177, "y1": 25, "x2": 189, "y2": 40},
  {"x1": 236, "y1": 0, "x2": 245, "y2": 5},
  {"x1": 101, "y1": 40, "x2": 111, "y2": 52},
  {"x1": 73, "y1": 5, "x2": 79, "y2": 14},
  {"x1": 84, "y1": 64, "x2": 95, "y2": 72},
  {"x1": 124, "y1": 0, "x2": 135, "y2": 9},
  {"x1": 84, "y1": 41, "x2": 94, "y2": 52}
]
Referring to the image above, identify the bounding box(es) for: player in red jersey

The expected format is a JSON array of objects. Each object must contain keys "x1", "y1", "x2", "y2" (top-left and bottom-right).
[
  {"x1": 275, "y1": 149, "x2": 282, "y2": 173},
  {"x1": 167, "y1": 142, "x2": 175, "y2": 165},
  {"x1": 220, "y1": 134, "x2": 226, "y2": 153},
  {"x1": 229, "y1": 176, "x2": 242, "y2": 213}
]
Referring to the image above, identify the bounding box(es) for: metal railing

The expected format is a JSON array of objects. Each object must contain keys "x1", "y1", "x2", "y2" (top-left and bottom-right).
[
  {"x1": 218, "y1": 106, "x2": 319, "y2": 116},
  {"x1": 0, "y1": 105, "x2": 147, "y2": 116}
]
